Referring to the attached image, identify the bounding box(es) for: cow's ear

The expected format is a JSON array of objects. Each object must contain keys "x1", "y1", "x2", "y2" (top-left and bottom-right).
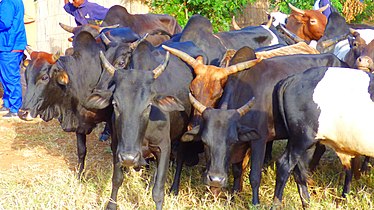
[
  {"x1": 229, "y1": 46, "x2": 256, "y2": 65},
  {"x1": 85, "y1": 91, "x2": 112, "y2": 109},
  {"x1": 154, "y1": 96, "x2": 185, "y2": 112},
  {"x1": 56, "y1": 70, "x2": 69, "y2": 86},
  {"x1": 181, "y1": 125, "x2": 201, "y2": 142},
  {"x1": 238, "y1": 124, "x2": 261, "y2": 142}
]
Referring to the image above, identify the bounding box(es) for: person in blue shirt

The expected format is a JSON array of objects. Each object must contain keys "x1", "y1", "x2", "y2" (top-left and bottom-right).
[
  {"x1": 313, "y1": 0, "x2": 334, "y2": 18},
  {"x1": 0, "y1": 0, "x2": 27, "y2": 118},
  {"x1": 64, "y1": 0, "x2": 109, "y2": 26}
]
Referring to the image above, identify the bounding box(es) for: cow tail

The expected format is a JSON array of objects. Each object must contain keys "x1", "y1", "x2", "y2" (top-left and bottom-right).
[{"x1": 275, "y1": 76, "x2": 295, "y2": 134}]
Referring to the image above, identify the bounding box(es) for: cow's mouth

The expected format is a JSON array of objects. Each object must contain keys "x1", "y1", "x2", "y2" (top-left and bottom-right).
[
  {"x1": 18, "y1": 110, "x2": 34, "y2": 121},
  {"x1": 357, "y1": 66, "x2": 372, "y2": 73}
]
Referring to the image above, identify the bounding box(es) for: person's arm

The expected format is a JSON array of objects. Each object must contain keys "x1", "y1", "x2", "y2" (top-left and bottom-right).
[
  {"x1": 63, "y1": 0, "x2": 76, "y2": 15},
  {"x1": 0, "y1": 1, "x2": 15, "y2": 31}
]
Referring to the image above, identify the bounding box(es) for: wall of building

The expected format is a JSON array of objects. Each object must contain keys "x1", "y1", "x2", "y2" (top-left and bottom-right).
[{"x1": 29, "y1": 0, "x2": 148, "y2": 53}]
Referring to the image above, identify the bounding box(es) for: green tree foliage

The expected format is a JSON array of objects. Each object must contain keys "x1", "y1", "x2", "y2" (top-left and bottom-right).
[
  {"x1": 148, "y1": 0, "x2": 254, "y2": 32},
  {"x1": 148, "y1": 0, "x2": 372, "y2": 32},
  {"x1": 354, "y1": 0, "x2": 374, "y2": 23}
]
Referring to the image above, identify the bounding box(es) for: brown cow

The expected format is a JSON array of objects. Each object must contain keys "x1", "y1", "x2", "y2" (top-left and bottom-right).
[
  {"x1": 164, "y1": 42, "x2": 319, "y2": 130},
  {"x1": 355, "y1": 40, "x2": 374, "y2": 72},
  {"x1": 286, "y1": 3, "x2": 329, "y2": 41}
]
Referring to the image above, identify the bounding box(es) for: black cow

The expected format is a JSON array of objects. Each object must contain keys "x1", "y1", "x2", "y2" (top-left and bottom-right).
[
  {"x1": 88, "y1": 40, "x2": 208, "y2": 209},
  {"x1": 181, "y1": 47, "x2": 348, "y2": 204},
  {"x1": 179, "y1": 14, "x2": 281, "y2": 66},
  {"x1": 101, "y1": 5, "x2": 181, "y2": 46},
  {"x1": 22, "y1": 32, "x2": 113, "y2": 177},
  {"x1": 316, "y1": 12, "x2": 374, "y2": 68},
  {"x1": 273, "y1": 67, "x2": 374, "y2": 208}
]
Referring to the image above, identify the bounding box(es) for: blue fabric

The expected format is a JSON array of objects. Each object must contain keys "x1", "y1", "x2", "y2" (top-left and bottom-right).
[
  {"x1": 0, "y1": 51, "x2": 23, "y2": 113},
  {"x1": 64, "y1": 0, "x2": 109, "y2": 26},
  {"x1": 319, "y1": 0, "x2": 332, "y2": 18},
  {"x1": 0, "y1": 0, "x2": 27, "y2": 51}
]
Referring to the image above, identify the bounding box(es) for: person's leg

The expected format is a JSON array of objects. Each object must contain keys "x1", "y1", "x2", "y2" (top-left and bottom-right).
[{"x1": 0, "y1": 51, "x2": 23, "y2": 114}]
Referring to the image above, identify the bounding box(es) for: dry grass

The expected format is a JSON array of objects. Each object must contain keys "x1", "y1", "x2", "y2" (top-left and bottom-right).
[{"x1": 0, "y1": 119, "x2": 373, "y2": 210}]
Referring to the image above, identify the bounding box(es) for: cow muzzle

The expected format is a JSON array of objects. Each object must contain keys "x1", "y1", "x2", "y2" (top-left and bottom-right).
[
  {"x1": 204, "y1": 173, "x2": 228, "y2": 188},
  {"x1": 356, "y1": 56, "x2": 373, "y2": 73},
  {"x1": 118, "y1": 152, "x2": 141, "y2": 167},
  {"x1": 18, "y1": 110, "x2": 34, "y2": 121}
]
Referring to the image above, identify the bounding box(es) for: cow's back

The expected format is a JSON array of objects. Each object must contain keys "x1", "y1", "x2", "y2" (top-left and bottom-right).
[{"x1": 223, "y1": 53, "x2": 347, "y2": 139}]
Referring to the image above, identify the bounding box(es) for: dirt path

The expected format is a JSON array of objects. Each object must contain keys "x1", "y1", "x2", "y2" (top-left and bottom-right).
[{"x1": 0, "y1": 117, "x2": 69, "y2": 175}]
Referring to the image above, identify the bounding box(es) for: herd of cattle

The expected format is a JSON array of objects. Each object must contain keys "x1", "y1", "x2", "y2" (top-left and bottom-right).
[{"x1": 19, "y1": 3, "x2": 374, "y2": 210}]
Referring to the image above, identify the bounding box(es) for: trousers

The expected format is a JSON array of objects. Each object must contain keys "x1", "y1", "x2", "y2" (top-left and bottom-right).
[{"x1": 0, "y1": 51, "x2": 23, "y2": 113}]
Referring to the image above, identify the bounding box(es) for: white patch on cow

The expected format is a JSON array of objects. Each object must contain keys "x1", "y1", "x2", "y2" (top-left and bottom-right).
[
  {"x1": 356, "y1": 29, "x2": 374, "y2": 44},
  {"x1": 334, "y1": 39, "x2": 350, "y2": 60},
  {"x1": 270, "y1": 12, "x2": 288, "y2": 27},
  {"x1": 313, "y1": 67, "x2": 374, "y2": 158},
  {"x1": 333, "y1": 29, "x2": 374, "y2": 60},
  {"x1": 261, "y1": 25, "x2": 279, "y2": 46},
  {"x1": 309, "y1": 40, "x2": 318, "y2": 49}
]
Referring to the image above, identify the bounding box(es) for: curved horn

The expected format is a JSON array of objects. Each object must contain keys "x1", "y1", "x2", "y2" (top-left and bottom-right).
[
  {"x1": 130, "y1": 33, "x2": 149, "y2": 50},
  {"x1": 236, "y1": 97, "x2": 255, "y2": 116},
  {"x1": 232, "y1": 16, "x2": 241, "y2": 30},
  {"x1": 279, "y1": 24, "x2": 305, "y2": 43},
  {"x1": 100, "y1": 33, "x2": 112, "y2": 46},
  {"x1": 349, "y1": 28, "x2": 360, "y2": 37},
  {"x1": 99, "y1": 51, "x2": 116, "y2": 76},
  {"x1": 225, "y1": 57, "x2": 262, "y2": 75},
  {"x1": 265, "y1": 15, "x2": 273, "y2": 28},
  {"x1": 318, "y1": 4, "x2": 330, "y2": 12},
  {"x1": 162, "y1": 45, "x2": 201, "y2": 69},
  {"x1": 288, "y1": 3, "x2": 305, "y2": 15},
  {"x1": 98, "y1": 24, "x2": 120, "y2": 33},
  {"x1": 153, "y1": 51, "x2": 170, "y2": 79},
  {"x1": 25, "y1": 46, "x2": 34, "y2": 55},
  {"x1": 59, "y1": 22, "x2": 75, "y2": 33},
  {"x1": 320, "y1": 34, "x2": 349, "y2": 48},
  {"x1": 52, "y1": 51, "x2": 61, "y2": 63},
  {"x1": 189, "y1": 93, "x2": 207, "y2": 114}
]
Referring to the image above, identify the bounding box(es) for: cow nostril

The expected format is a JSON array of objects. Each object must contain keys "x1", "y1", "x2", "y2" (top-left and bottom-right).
[
  {"x1": 119, "y1": 152, "x2": 140, "y2": 167},
  {"x1": 208, "y1": 175, "x2": 225, "y2": 183}
]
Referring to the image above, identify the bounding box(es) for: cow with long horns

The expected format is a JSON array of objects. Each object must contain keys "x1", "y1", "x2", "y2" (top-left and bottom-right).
[
  {"x1": 163, "y1": 45, "x2": 348, "y2": 204},
  {"x1": 87, "y1": 40, "x2": 208, "y2": 209}
]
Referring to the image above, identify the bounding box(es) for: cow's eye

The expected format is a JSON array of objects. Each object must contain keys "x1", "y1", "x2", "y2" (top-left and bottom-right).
[
  {"x1": 310, "y1": 19, "x2": 317, "y2": 24},
  {"x1": 41, "y1": 75, "x2": 49, "y2": 81},
  {"x1": 117, "y1": 61, "x2": 125, "y2": 67}
]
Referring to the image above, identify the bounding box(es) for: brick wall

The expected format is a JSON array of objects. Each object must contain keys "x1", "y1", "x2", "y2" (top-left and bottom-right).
[{"x1": 32, "y1": 0, "x2": 148, "y2": 53}]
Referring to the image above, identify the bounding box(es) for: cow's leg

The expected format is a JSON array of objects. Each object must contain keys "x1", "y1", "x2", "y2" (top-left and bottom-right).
[
  {"x1": 360, "y1": 156, "x2": 370, "y2": 174},
  {"x1": 232, "y1": 161, "x2": 243, "y2": 192},
  {"x1": 308, "y1": 142, "x2": 326, "y2": 171},
  {"x1": 293, "y1": 148, "x2": 314, "y2": 209},
  {"x1": 342, "y1": 158, "x2": 356, "y2": 198},
  {"x1": 169, "y1": 142, "x2": 185, "y2": 195},
  {"x1": 76, "y1": 132, "x2": 87, "y2": 178},
  {"x1": 152, "y1": 143, "x2": 171, "y2": 210},
  {"x1": 250, "y1": 139, "x2": 266, "y2": 205},
  {"x1": 264, "y1": 141, "x2": 273, "y2": 165},
  {"x1": 273, "y1": 137, "x2": 315, "y2": 207},
  {"x1": 107, "y1": 127, "x2": 124, "y2": 210}
]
